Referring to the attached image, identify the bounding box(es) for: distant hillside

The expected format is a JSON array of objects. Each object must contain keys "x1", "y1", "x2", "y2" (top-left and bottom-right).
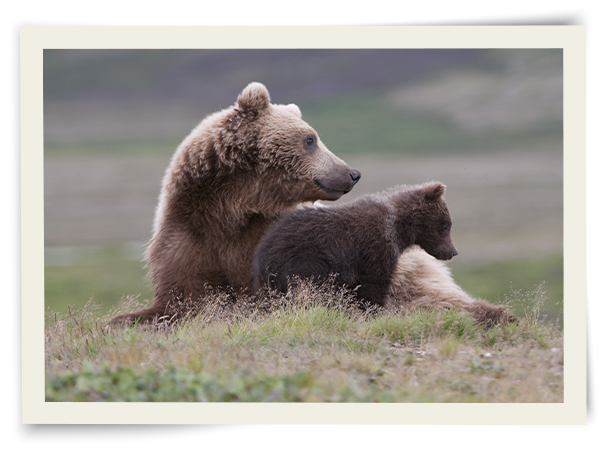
[
  {"x1": 43, "y1": 49, "x2": 562, "y2": 150},
  {"x1": 44, "y1": 49, "x2": 490, "y2": 103}
]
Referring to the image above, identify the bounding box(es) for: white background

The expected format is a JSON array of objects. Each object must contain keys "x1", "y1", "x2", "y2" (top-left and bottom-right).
[{"x1": 3, "y1": 2, "x2": 601, "y2": 450}]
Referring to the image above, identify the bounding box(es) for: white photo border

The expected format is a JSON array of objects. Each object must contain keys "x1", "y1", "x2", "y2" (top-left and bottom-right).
[{"x1": 22, "y1": 25, "x2": 586, "y2": 424}]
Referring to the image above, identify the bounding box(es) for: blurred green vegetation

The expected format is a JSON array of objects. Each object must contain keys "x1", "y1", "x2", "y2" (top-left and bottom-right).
[
  {"x1": 44, "y1": 249, "x2": 563, "y2": 325},
  {"x1": 45, "y1": 248, "x2": 153, "y2": 316},
  {"x1": 44, "y1": 137, "x2": 180, "y2": 158},
  {"x1": 44, "y1": 93, "x2": 562, "y2": 158},
  {"x1": 299, "y1": 93, "x2": 562, "y2": 155},
  {"x1": 43, "y1": 49, "x2": 493, "y2": 102},
  {"x1": 450, "y1": 254, "x2": 563, "y2": 326}
]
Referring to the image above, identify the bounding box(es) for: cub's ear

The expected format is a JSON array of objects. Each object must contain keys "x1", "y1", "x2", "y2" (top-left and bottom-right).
[
  {"x1": 421, "y1": 182, "x2": 446, "y2": 202},
  {"x1": 237, "y1": 82, "x2": 270, "y2": 115}
]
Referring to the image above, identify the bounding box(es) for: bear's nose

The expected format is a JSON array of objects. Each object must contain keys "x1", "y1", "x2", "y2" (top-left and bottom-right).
[{"x1": 350, "y1": 169, "x2": 361, "y2": 184}]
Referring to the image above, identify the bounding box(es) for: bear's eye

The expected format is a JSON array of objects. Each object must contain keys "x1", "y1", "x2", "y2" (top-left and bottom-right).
[
  {"x1": 442, "y1": 223, "x2": 451, "y2": 232},
  {"x1": 305, "y1": 136, "x2": 315, "y2": 146}
]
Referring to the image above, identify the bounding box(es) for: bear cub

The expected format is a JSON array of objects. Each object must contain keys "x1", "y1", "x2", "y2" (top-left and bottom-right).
[{"x1": 253, "y1": 182, "x2": 458, "y2": 307}]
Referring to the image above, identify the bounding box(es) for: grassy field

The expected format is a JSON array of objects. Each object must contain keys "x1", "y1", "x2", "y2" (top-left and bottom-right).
[
  {"x1": 45, "y1": 283, "x2": 562, "y2": 403},
  {"x1": 44, "y1": 251, "x2": 563, "y2": 325},
  {"x1": 43, "y1": 49, "x2": 564, "y2": 403}
]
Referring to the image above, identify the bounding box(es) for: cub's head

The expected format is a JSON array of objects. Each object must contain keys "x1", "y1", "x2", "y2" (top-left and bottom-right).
[
  {"x1": 409, "y1": 182, "x2": 458, "y2": 261},
  {"x1": 235, "y1": 82, "x2": 361, "y2": 202}
]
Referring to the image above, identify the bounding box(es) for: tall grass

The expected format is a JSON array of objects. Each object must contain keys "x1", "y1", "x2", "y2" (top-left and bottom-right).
[{"x1": 45, "y1": 282, "x2": 563, "y2": 403}]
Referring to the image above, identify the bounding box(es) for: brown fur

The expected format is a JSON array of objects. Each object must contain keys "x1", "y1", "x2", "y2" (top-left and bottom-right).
[
  {"x1": 109, "y1": 82, "x2": 360, "y2": 325},
  {"x1": 252, "y1": 182, "x2": 458, "y2": 307},
  {"x1": 386, "y1": 246, "x2": 516, "y2": 326}
]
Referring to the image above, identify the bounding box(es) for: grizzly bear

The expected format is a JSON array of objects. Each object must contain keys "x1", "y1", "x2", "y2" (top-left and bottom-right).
[
  {"x1": 109, "y1": 82, "x2": 361, "y2": 325},
  {"x1": 252, "y1": 182, "x2": 458, "y2": 307},
  {"x1": 386, "y1": 247, "x2": 516, "y2": 325}
]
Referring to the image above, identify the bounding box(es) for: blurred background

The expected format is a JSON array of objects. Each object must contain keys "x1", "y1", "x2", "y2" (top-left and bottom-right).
[{"x1": 44, "y1": 49, "x2": 563, "y2": 322}]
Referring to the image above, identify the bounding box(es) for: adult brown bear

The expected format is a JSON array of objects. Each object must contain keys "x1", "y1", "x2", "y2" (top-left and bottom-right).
[
  {"x1": 109, "y1": 82, "x2": 511, "y2": 327},
  {"x1": 387, "y1": 247, "x2": 515, "y2": 325},
  {"x1": 109, "y1": 82, "x2": 361, "y2": 325}
]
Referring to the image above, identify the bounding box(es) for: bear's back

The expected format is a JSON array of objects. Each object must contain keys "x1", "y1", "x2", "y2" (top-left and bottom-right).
[{"x1": 252, "y1": 200, "x2": 392, "y2": 296}]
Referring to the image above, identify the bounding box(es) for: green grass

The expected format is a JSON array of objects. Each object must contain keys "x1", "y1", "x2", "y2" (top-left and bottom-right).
[
  {"x1": 45, "y1": 282, "x2": 563, "y2": 403},
  {"x1": 44, "y1": 246, "x2": 153, "y2": 315},
  {"x1": 450, "y1": 254, "x2": 563, "y2": 325},
  {"x1": 44, "y1": 247, "x2": 563, "y2": 325},
  {"x1": 46, "y1": 364, "x2": 321, "y2": 402}
]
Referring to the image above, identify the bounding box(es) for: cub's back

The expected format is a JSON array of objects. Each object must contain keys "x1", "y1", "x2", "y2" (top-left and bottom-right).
[{"x1": 252, "y1": 200, "x2": 387, "y2": 293}]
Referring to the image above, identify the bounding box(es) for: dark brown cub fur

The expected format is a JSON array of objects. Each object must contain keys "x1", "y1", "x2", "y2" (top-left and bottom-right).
[{"x1": 252, "y1": 182, "x2": 457, "y2": 307}]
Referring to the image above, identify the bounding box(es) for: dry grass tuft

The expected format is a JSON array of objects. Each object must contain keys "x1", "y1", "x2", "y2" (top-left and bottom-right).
[{"x1": 45, "y1": 282, "x2": 563, "y2": 402}]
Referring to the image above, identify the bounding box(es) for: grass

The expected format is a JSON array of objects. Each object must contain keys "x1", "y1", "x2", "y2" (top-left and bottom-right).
[
  {"x1": 450, "y1": 254, "x2": 563, "y2": 326},
  {"x1": 44, "y1": 245, "x2": 153, "y2": 316},
  {"x1": 45, "y1": 282, "x2": 563, "y2": 403},
  {"x1": 44, "y1": 248, "x2": 563, "y2": 323}
]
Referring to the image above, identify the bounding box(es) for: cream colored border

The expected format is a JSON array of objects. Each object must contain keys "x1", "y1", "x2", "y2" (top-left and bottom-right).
[{"x1": 22, "y1": 26, "x2": 586, "y2": 424}]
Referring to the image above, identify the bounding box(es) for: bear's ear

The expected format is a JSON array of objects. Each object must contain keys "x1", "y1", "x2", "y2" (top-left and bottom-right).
[
  {"x1": 237, "y1": 82, "x2": 271, "y2": 115},
  {"x1": 283, "y1": 103, "x2": 302, "y2": 118},
  {"x1": 421, "y1": 182, "x2": 446, "y2": 202}
]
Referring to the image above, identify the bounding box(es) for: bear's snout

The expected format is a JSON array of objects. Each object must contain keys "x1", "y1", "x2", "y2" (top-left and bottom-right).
[
  {"x1": 443, "y1": 247, "x2": 458, "y2": 260},
  {"x1": 314, "y1": 166, "x2": 362, "y2": 200},
  {"x1": 426, "y1": 245, "x2": 458, "y2": 261}
]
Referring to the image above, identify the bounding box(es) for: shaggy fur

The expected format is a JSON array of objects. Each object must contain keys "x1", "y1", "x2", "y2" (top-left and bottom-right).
[
  {"x1": 253, "y1": 182, "x2": 458, "y2": 307},
  {"x1": 109, "y1": 82, "x2": 361, "y2": 325},
  {"x1": 386, "y1": 246, "x2": 516, "y2": 325}
]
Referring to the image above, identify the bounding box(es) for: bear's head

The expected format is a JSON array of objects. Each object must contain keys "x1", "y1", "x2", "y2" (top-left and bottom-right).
[
  {"x1": 233, "y1": 82, "x2": 361, "y2": 202},
  {"x1": 408, "y1": 182, "x2": 458, "y2": 261}
]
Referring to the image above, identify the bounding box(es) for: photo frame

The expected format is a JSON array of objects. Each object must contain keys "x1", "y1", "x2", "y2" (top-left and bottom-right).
[{"x1": 23, "y1": 25, "x2": 586, "y2": 424}]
